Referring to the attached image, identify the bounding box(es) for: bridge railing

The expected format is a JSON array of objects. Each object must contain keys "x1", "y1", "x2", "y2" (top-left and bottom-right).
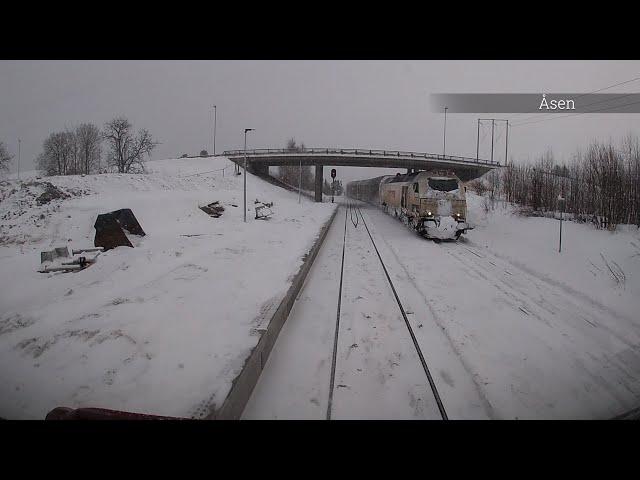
[{"x1": 222, "y1": 148, "x2": 500, "y2": 166}]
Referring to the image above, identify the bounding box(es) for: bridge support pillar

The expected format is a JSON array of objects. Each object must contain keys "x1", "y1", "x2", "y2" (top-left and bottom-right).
[
  {"x1": 315, "y1": 164, "x2": 323, "y2": 202},
  {"x1": 248, "y1": 162, "x2": 269, "y2": 176}
]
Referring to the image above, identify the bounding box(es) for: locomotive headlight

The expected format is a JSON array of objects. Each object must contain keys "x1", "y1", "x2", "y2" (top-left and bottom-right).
[{"x1": 427, "y1": 211, "x2": 432, "y2": 216}]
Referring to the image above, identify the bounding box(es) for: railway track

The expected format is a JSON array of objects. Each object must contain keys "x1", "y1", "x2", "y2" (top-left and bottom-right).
[
  {"x1": 244, "y1": 201, "x2": 490, "y2": 419},
  {"x1": 326, "y1": 206, "x2": 348, "y2": 419},
  {"x1": 325, "y1": 201, "x2": 448, "y2": 420},
  {"x1": 246, "y1": 200, "x2": 640, "y2": 419}
]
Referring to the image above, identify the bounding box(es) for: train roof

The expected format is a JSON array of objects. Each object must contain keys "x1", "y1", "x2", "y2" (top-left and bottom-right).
[
  {"x1": 347, "y1": 170, "x2": 460, "y2": 187},
  {"x1": 387, "y1": 172, "x2": 422, "y2": 183},
  {"x1": 387, "y1": 170, "x2": 460, "y2": 184}
]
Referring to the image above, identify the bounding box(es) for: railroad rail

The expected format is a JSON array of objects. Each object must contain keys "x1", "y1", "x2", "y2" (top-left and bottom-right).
[{"x1": 326, "y1": 201, "x2": 448, "y2": 419}]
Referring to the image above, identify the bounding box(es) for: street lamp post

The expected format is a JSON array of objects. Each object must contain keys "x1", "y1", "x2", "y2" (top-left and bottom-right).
[
  {"x1": 298, "y1": 157, "x2": 302, "y2": 204},
  {"x1": 443, "y1": 107, "x2": 448, "y2": 157},
  {"x1": 505, "y1": 120, "x2": 509, "y2": 167},
  {"x1": 243, "y1": 128, "x2": 254, "y2": 223}
]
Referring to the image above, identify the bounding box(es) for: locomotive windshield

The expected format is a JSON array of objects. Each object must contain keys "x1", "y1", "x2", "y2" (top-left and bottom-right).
[{"x1": 428, "y1": 178, "x2": 459, "y2": 192}]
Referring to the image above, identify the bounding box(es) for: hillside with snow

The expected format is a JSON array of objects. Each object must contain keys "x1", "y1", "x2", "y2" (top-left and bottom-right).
[
  {"x1": 465, "y1": 193, "x2": 640, "y2": 324},
  {"x1": 0, "y1": 157, "x2": 335, "y2": 419}
]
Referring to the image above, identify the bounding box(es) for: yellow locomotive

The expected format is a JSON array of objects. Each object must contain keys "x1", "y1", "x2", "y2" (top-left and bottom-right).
[{"x1": 347, "y1": 170, "x2": 472, "y2": 240}]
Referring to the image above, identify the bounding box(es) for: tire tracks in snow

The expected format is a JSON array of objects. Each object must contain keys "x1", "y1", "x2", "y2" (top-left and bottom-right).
[{"x1": 440, "y1": 242, "x2": 640, "y2": 353}]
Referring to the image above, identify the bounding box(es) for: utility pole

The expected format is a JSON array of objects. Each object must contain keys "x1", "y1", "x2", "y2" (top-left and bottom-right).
[
  {"x1": 478, "y1": 118, "x2": 508, "y2": 164},
  {"x1": 505, "y1": 120, "x2": 509, "y2": 167},
  {"x1": 558, "y1": 194, "x2": 565, "y2": 253},
  {"x1": 17, "y1": 139, "x2": 21, "y2": 180},
  {"x1": 443, "y1": 106, "x2": 448, "y2": 157},
  {"x1": 476, "y1": 119, "x2": 480, "y2": 161},
  {"x1": 213, "y1": 105, "x2": 217, "y2": 156},
  {"x1": 491, "y1": 119, "x2": 495, "y2": 163}
]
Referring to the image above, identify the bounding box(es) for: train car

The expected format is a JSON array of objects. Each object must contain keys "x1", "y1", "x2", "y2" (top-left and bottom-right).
[{"x1": 347, "y1": 170, "x2": 472, "y2": 240}]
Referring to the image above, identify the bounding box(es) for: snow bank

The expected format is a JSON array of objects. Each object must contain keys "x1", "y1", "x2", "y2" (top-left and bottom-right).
[
  {"x1": 466, "y1": 193, "x2": 640, "y2": 323},
  {"x1": 0, "y1": 157, "x2": 335, "y2": 419}
]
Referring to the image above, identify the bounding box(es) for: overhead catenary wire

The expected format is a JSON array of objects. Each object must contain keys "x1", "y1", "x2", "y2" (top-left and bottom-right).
[
  {"x1": 511, "y1": 97, "x2": 640, "y2": 128},
  {"x1": 511, "y1": 91, "x2": 640, "y2": 127},
  {"x1": 505, "y1": 74, "x2": 640, "y2": 125},
  {"x1": 510, "y1": 91, "x2": 638, "y2": 126}
]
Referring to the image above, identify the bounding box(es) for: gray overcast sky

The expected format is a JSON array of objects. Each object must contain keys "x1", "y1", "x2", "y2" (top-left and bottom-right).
[{"x1": 2, "y1": 60, "x2": 640, "y2": 183}]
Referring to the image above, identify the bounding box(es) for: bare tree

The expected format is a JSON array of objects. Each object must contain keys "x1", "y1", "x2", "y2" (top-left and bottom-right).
[
  {"x1": 35, "y1": 126, "x2": 101, "y2": 176},
  {"x1": 102, "y1": 116, "x2": 158, "y2": 173},
  {"x1": 0, "y1": 141, "x2": 13, "y2": 173},
  {"x1": 277, "y1": 138, "x2": 314, "y2": 189},
  {"x1": 498, "y1": 135, "x2": 640, "y2": 229},
  {"x1": 66, "y1": 128, "x2": 80, "y2": 175},
  {"x1": 76, "y1": 123, "x2": 102, "y2": 174},
  {"x1": 37, "y1": 131, "x2": 75, "y2": 176}
]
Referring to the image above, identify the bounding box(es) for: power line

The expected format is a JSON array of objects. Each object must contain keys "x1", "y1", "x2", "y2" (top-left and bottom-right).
[
  {"x1": 511, "y1": 91, "x2": 638, "y2": 127},
  {"x1": 505, "y1": 74, "x2": 640, "y2": 124},
  {"x1": 511, "y1": 97, "x2": 640, "y2": 128}
]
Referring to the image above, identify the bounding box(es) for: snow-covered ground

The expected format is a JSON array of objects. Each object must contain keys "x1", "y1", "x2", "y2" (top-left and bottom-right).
[
  {"x1": 466, "y1": 194, "x2": 640, "y2": 324},
  {"x1": 0, "y1": 158, "x2": 335, "y2": 419},
  {"x1": 245, "y1": 194, "x2": 640, "y2": 419}
]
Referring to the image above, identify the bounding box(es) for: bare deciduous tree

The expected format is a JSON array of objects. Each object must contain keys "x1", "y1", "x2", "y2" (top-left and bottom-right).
[
  {"x1": 37, "y1": 131, "x2": 76, "y2": 176},
  {"x1": 102, "y1": 116, "x2": 158, "y2": 173},
  {"x1": 277, "y1": 138, "x2": 314, "y2": 189},
  {"x1": 495, "y1": 134, "x2": 640, "y2": 229},
  {"x1": 36, "y1": 125, "x2": 102, "y2": 177},
  {"x1": 0, "y1": 141, "x2": 13, "y2": 173},
  {"x1": 76, "y1": 123, "x2": 102, "y2": 174}
]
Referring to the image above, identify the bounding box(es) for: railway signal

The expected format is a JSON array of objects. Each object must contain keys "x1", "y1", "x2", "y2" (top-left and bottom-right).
[{"x1": 331, "y1": 169, "x2": 337, "y2": 203}]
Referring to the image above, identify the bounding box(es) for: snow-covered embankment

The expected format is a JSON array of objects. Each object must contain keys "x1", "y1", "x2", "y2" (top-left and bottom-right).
[{"x1": 0, "y1": 157, "x2": 335, "y2": 419}]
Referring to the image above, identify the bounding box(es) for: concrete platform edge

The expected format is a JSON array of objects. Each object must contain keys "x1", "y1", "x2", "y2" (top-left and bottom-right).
[{"x1": 210, "y1": 205, "x2": 339, "y2": 420}]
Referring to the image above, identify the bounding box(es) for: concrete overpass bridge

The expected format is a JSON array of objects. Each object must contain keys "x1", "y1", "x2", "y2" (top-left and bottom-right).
[{"x1": 224, "y1": 148, "x2": 500, "y2": 202}]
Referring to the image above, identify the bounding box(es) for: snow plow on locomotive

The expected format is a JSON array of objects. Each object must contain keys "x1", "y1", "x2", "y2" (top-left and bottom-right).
[{"x1": 346, "y1": 170, "x2": 472, "y2": 240}]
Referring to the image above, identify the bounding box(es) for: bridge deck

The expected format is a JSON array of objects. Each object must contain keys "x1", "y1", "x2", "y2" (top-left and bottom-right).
[
  {"x1": 224, "y1": 148, "x2": 498, "y2": 167},
  {"x1": 224, "y1": 148, "x2": 500, "y2": 200}
]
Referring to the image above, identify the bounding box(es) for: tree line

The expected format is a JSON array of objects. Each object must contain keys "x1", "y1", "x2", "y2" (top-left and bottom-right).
[
  {"x1": 275, "y1": 138, "x2": 315, "y2": 190},
  {"x1": 0, "y1": 141, "x2": 13, "y2": 173},
  {"x1": 476, "y1": 134, "x2": 640, "y2": 228},
  {"x1": 323, "y1": 178, "x2": 343, "y2": 196},
  {"x1": 34, "y1": 116, "x2": 158, "y2": 176}
]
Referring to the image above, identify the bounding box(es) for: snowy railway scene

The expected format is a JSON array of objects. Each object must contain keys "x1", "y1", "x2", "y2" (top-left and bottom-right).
[{"x1": 1, "y1": 60, "x2": 640, "y2": 421}]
